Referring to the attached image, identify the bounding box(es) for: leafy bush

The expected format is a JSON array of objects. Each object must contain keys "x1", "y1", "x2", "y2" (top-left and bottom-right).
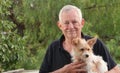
[
  {"x1": 0, "y1": 0, "x2": 120, "y2": 72},
  {"x1": 106, "y1": 38, "x2": 120, "y2": 64},
  {"x1": 0, "y1": 0, "x2": 27, "y2": 71},
  {"x1": 0, "y1": 21, "x2": 28, "y2": 71}
]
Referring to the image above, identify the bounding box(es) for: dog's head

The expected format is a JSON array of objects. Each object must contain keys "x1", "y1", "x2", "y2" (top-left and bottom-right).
[{"x1": 72, "y1": 37, "x2": 97, "y2": 61}]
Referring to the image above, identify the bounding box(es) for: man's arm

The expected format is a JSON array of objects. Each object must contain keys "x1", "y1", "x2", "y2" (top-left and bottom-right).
[
  {"x1": 50, "y1": 61, "x2": 86, "y2": 73},
  {"x1": 105, "y1": 65, "x2": 120, "y2": 73},
  {"x1": 94, "y1": 39, "x2": 117, "y2": 70}
]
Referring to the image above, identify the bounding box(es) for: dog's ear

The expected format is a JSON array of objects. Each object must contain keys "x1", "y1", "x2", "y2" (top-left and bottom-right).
[
  {"x1": 72, "y1": 38, "x2": 80, "y2": 46},
  {"x1": 87, "y1": 37, "x2": 97, "y2": 48}
]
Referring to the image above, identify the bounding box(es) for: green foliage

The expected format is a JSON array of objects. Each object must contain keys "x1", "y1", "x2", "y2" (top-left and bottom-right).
[
  {"x1": 0, "y1": 0, "x2": 120, "y2": 71},
  {"x1": 83, "y1": 0, "x2": 120, "y2": 39},
  {"x1": 106, "y1": 39, "x2": 120, "y2": 63},
  {"x1": 0, "y1": 21, "x2": 27, "y2": 71},
  {"x1": 0, "y1": 0, "x2": 27, "y2": 71}
]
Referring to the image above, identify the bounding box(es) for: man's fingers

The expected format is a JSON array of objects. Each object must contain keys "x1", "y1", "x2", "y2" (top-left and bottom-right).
[
  {"x1": 71, "y1": 61, "x2": 86, "y2": 69},
  {"x1": 74, "y1": 63, "x2": 86, "y2": 69},
  {"x1": 74, "y1": 68, "x2": 87, "y2": 73},
  {"x1": 63, "y1": 62, "x2": 87, "y2": 73},
  {"x1": 71, "y1": 60, "x2": 85, "y2": 65}
]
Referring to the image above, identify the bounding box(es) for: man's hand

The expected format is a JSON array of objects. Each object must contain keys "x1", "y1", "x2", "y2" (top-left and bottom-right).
[{"x1": 51, "y1": 61, "x2": 87, "y2": 73}]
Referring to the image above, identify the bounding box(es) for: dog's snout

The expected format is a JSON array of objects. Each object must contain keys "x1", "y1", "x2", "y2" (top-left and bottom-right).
[{"x1": 85, "y1": 54, "x2": 89, "y2": 58}]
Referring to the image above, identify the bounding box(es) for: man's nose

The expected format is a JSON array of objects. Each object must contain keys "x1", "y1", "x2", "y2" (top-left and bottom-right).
[{"x1": 69, "y1": 23, "x2": 74, "y2": 28}]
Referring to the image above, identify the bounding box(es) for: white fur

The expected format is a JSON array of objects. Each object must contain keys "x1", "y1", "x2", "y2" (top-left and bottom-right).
[
  {"x1": 71, "y1": 49, "x2": 108, "y2": 73},
  {"x1": 86, "y1": 54, "x2": 108, "y2": 73}
]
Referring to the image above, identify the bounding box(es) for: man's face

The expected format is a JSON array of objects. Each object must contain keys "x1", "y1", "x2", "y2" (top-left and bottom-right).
[{"x1": 58, "y1": 9, "x2": 84, "y2": 39}]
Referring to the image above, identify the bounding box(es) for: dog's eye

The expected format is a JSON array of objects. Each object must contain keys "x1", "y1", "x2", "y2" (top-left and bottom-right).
[
  {"x1": 87, "y1": 48, "x2": 90, "y2": 51},
  {"x1": 80, "y1": 48, "x2": 84, "y2": 51}
]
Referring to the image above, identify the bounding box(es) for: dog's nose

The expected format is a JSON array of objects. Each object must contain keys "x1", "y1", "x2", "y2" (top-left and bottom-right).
[{"x1": 85, "y1": 54, "x2": 89, "y2": 58}]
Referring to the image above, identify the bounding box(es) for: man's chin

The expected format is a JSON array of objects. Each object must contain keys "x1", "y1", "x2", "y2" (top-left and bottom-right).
[{"x1": 68, "y1": 35, "x2": 77, "y2": 39}]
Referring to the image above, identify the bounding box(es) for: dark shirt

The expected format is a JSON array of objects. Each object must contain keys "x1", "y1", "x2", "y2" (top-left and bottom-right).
[{"x1": 39, "y1": 34, "x2": 116, "y2": 73}]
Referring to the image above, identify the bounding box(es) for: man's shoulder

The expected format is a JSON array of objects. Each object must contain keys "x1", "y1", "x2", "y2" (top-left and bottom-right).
[
  {"x1": 50, "y1": 40, "x2": 59, "y2": 46},
  {"x1": 49, "y1": 35, "x2": 64, "y2": 48},
  {"x1": 48, "y1": 39, "x2": 60, "y2": 49},
  {"x1": 84, "y1": 35, "x2": 102, "y2": 43},
  {"x1": 84, "y1": 35, "x2": 92, "y2": 40}
]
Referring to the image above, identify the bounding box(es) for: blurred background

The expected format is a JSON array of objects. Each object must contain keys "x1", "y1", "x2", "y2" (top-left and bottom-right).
[{"x1": 0, "y1": 0, "x2": 120, "y2": 72}]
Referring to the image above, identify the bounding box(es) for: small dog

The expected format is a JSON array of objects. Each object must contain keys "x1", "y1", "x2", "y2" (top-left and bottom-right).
[{"x1": 71, "y1": 37, "x2": 108, "y2": 73}]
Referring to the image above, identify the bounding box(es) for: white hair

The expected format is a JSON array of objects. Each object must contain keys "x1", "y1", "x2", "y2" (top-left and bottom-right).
[{"x1": 59, "y1": 5, "x2": 82, "y2": 22}]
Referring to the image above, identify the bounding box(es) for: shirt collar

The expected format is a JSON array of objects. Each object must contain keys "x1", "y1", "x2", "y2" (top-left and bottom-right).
[{"x1": 58, "y1": 32, "x2": 85, "y2": 49}]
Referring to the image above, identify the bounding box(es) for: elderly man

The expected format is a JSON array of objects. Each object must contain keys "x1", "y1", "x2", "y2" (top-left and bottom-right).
[{"x1": 39, "y1": 5, "x2": 120, "y2": 73}]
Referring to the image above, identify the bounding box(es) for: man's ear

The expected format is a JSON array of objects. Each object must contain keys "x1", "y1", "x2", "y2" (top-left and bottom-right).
[
  {"x1": 81, "y1": 18, "x2": 85, "y2": 28},
  {"x1": 57, "y1": 21, "x2": 62, "y2": 30},
  {"x1": 87, "y1": 37, "x2": 97, "y2": 48}
]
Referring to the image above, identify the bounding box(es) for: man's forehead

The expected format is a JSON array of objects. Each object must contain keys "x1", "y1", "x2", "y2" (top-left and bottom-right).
[
  {"x1": 61, "y1": 13, "x2": 80, "y2": 22},
  {"x1": 62, "y1": 9, "x2": 78, "y2": 15}
]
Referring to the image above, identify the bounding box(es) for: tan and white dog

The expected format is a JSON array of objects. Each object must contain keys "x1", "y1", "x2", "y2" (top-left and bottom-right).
[{"x1": 71, "y1": 37, "x2": 108, "y2": 73}]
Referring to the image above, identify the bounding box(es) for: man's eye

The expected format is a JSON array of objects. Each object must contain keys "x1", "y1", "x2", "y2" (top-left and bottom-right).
[
  {"x1": 64, "y1": 22, "x2": 69, "y2": 25},
  {"x1": 72, "y1": 21, "x2": 77, "y2": 24}
]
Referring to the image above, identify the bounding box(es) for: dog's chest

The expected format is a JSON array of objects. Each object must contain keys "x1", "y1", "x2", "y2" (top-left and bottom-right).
[{"x1": 85, "y1": 61, "x2": 98, "y2": 73}]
